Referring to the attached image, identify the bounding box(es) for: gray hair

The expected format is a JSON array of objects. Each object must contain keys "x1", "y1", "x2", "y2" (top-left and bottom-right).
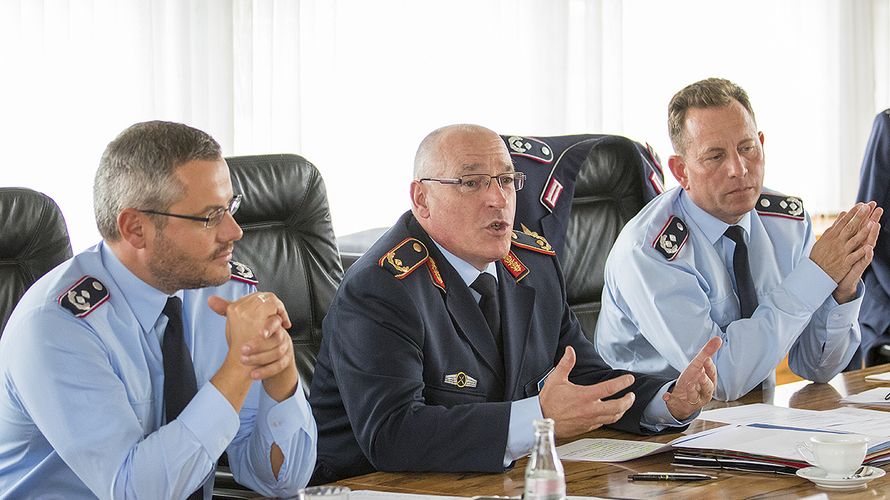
[
  {"x1": 413, "y1": 124, "x2": 498, "y2": 179},
  {"x1": 668, "y1": 77, "x2": 756, "y2": 155},
  {"x1": 94, "y1": 120, "x2": 222, "y2": 241}
]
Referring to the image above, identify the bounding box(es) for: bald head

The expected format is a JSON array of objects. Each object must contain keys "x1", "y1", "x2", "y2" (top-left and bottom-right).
[
  {"x1": 413, "y1": 124, "x2": 503, "y2": 179},
  {"x1": 409, "y1": 124, "x2": 516, "y2": 270}
]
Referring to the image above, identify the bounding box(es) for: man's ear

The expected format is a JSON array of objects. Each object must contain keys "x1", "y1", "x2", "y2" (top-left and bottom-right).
[
  {"x1": 668, "y1": 155, "x2": 690, "y2": 190},
  {"x1": 117, "y1": 208, "x2": 151, "y2": 249},
  {"x1": 410, "y1": 180, "x2": 430, "y2": 219}
]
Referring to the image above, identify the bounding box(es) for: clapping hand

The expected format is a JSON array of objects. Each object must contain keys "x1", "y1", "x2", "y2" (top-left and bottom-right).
[{"x1": 665, "y1": 337, "x2": 722, "y2": 420}]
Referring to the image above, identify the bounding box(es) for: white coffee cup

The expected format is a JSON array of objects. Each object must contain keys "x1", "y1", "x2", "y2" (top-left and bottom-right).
[{"x1": 796, "y1": 434, "x2": 868, "y2": 478}]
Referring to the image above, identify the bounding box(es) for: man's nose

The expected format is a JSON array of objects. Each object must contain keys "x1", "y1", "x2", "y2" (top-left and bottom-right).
[
  {"x1": 482, "y1": 177, "x2": 509, "y2": 206},
  {"x1": 218, "y1": 211, "x2": 243, "y2": 242},
  {"x1": 726, "y1": 153, "x2": 748, "y2": 178}
]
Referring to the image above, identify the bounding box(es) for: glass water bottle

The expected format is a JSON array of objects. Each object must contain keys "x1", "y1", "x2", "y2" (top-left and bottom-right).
[{"x1": 523, "y1": 418, "x2": 566, "y2": 500}]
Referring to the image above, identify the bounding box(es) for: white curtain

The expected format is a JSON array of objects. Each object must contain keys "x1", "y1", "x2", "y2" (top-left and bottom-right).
[{"x1": 1, "y1": 0, "x2": 888, "y2": 252}]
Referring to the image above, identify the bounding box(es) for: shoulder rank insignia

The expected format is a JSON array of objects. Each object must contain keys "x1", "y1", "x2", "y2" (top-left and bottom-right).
[
  {"x1": 756, "y1": 193, "x2": 804, "y2": 220},
  {"x1": 505, "y1": 136, "x2": 554, "y2": 164},
  {"x1": 652, "y1": 216, "x2": 688, "y2": 261},
  {"x1": 379, "y1": 238, "x2": 430, "y2": 279},
  {"x1": 510, "y1": 224, "x2": 556, "y2": 256},
  {"x1": 230, "y1": 261, "x2": 259, "y2": 285},
  {"x1": 444, "y1": 371, "x2": 477, "y2": 389},
  {"x1": 58, "y1": 276, "x2": 110, "y2": 318},
  {"x1": 501, "y1": 251, "x2": 530, "y2": 282}
]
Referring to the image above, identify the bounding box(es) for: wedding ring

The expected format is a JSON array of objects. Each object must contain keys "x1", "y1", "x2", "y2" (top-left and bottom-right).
[{"x1": 257, "y1": 293, "x2": 268, "y2": 303}]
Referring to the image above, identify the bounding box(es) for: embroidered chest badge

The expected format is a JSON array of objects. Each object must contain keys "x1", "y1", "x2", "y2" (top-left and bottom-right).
[{"x1": 444, "y1": 371, "x2": 478, "y2": 389}]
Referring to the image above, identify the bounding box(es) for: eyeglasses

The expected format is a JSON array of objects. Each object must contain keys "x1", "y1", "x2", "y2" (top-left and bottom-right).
[
  {"x1": 419, "y1": 172, "x2": 526, "y2": 194},
  {"x1": 138, "y1": 194, "x2": 243, "y2": 229}
]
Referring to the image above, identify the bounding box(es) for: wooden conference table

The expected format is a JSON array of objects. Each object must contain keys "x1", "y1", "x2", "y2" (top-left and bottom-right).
[{"x1": 335, "y1": 365, "x2": 890, "y2": 499}]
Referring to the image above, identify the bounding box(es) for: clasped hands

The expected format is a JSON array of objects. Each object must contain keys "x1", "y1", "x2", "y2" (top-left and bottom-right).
[
  {"x1": 539, "y1": 337, "x2": 722, "y2": 438},
  {"x1": 208, "y1": 292, "x2": 298, "y2": 402},
  {"x1": 809, "y1": 201, "x2": 883, "y2": 304}
]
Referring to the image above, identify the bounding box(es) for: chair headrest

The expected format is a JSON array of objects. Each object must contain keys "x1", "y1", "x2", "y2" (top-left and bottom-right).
[
  {"x1": 226, "y1": 154, "x2": 343, "y2": 388},
  {"x1": 0, "y1": 187, "x2": 73, "y2": 333}
]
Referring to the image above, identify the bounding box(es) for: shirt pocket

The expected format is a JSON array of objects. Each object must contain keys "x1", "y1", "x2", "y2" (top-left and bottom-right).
[
  {"x1": 708, "y1": 292, "x2": 738, "y2": 330},
  {"x1": 128, "y1": 398, "x2": 155, "y2": 435}
]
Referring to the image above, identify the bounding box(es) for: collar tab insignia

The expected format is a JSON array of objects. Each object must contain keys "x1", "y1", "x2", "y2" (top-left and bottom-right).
[
  {"x1": 501, "y1": 250, "x2": 530, "y2": 282},
  {"x1": 653, "y1": 215, "x2": 688, "y2": 261},
  {"x1": 58, "y1": 276, "x2": 110, "y2": 318},
  {"x1": 427, "y1": 257, "x2": 446, "y2": 292},
  {"x1": 541, "y1": 177, "x2": 564, "y2": 210},
  {"x1": 756, "y1": 193, "x2": 805, "y2": 220},
  {"x1": 444, "y1": 371, "x2": 478, "y2": 388},
  {"x1": 230, "y1": 261, "x2": 259, "y2": 285}
]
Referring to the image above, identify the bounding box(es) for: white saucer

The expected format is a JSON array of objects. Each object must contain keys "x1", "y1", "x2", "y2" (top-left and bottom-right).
[{"x1": 796, "y1": 466, "x2": 885, "y2": 490}]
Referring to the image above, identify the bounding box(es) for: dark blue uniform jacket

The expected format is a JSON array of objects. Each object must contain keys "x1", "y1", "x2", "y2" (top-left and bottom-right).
[
  {"x1": 308, "y1": 211, "x2": 672, "y2": 484},
  {"x1": 855, "y1": 110, "x2": 890, "y2": 364}
]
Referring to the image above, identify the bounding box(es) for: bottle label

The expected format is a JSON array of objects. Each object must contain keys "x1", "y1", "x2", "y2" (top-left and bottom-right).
[{"x1": 525, "y1": 478, "x2": 566, "y2": 497}]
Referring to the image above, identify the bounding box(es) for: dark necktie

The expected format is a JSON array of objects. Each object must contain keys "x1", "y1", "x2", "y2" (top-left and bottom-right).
[
  {"x1": 162, "y1": 297, "x2": 203, "y2": 500},
  {"x1": 470, "y1": 272, "x2": 502, "y2": 349},
  {"x1": 724, "y1": 226, "x2": 758, "y2": 318}
]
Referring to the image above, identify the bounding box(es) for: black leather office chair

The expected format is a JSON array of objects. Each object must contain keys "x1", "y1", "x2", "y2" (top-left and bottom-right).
[
  {"x1": 0, "y1": 187, "x2": 73, "y2": 335},
  {"x1": 227, "y1": 153, "x2": 343, "y2": 389},
  {"x1": 505, "y1": 134, "x2": 664, "y2": 339},
  {"x1": 214, "y1": 154, "x2": 342, "y2": 497}
]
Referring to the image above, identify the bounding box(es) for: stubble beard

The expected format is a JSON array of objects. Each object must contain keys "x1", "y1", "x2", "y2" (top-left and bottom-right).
[{"x1": 148, "y1": 230, "x2": 231, "y2": 294}]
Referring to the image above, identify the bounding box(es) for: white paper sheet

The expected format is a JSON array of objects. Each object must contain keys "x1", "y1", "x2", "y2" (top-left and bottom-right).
[
  {"x1": 700, "y1": 403, "x2": 890, "y2": 437},
  {"x1": 816, "y1": 407, "x2": 890, "y2": 436},
  {"x1": 675, "y1": 424, "x2": 820, "y2": 461},
  {"x1": 864, "y1": 371, "x2": 890, "y2": 382},
  {"x1": 700, "y1": 404, "x2": 815, "y2": 426},
  {"x1": 675, "y1": 424, "x2": 887, "y2": 461},
  {"x1": 347, "y1": 491, "x2": 467, "y2": 500},
  {"x1": 841, "y1": 387, "x2": 890, "y2": 405},
  {"x1": 556, "y1": 438, "x2": 672, "y2": 462},
  {"x1": 346, "y1": 490, "x2": 608, "y2": 500}
]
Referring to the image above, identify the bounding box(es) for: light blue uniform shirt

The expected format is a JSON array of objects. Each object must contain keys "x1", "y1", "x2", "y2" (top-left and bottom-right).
[
  {"x1": 433, "y1": 242, "x2": 686, "y2": 467},
  {"x1": 596, "y1": 188, "x2": 862, "y2": 401},
  {"x1": 0, "y1": 243, "x2": 317, "y2": 499}
]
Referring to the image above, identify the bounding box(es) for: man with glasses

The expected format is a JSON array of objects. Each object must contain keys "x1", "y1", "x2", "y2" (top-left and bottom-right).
[
  {"x1": 308, "y1": 124, "x2": 721, "y2": 483},
  {"x1": 0, "y1": 121, "x2": 316, "y2": 498}
]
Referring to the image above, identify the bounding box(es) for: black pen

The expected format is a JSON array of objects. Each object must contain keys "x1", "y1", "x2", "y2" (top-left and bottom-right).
[
  {"x1": 884, "y1": 391, "x2": 890, "y2": 401},
  {"x1": 628, "y1": 472, "x2": 715, "y2": 482}
]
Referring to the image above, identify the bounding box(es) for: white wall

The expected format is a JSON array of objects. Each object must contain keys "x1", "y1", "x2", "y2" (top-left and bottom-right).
[{"x1": 1, "y1": 0, "x2": 888, "y2": 252}]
